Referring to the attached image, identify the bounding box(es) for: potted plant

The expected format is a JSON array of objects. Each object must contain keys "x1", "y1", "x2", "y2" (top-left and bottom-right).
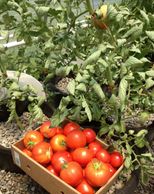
[{"x1": 0, "y1": 66, "x2": 48, "y2": 172}]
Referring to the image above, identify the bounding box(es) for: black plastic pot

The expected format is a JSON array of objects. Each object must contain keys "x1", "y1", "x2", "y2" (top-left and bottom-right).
[
  {"x1": 44, "y1": 76, "x2": 70, "y2": 109},
  {"x1": 115, "y1": 170, "x2": 139, "y2": 194},
  {"x1": 0, "y1": 144, "x2": 24, "y2": 174},
  {"x1": 41, "y1": 101, "x2": 54, "y2": 118},
  {"x1": 0, "y1": 100, "x2": 29, "y2": 122}
]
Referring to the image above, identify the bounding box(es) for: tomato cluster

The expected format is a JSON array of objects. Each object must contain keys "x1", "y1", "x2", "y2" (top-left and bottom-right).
[{"x1": 22, "y1": 121, "x2": 123, "y2": 194}]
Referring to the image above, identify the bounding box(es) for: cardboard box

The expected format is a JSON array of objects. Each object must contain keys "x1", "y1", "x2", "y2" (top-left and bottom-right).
[{"x1": 11, "y1": 130, "x2": 123, "y2": 194}]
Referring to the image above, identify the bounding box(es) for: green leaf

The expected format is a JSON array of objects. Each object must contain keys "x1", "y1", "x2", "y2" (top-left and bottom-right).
[
  {"x1": 141, "y1": 153, "x2": 153, "y2": 158},
  {"x1": 123, "y1": 26, "x2": 141, "y2": 38},
  {"x1": 36, "y1": 6, "x2": 50, "y2": 15},
  {"x1": 125, "y1": 56, "x2": 142, "y2": 67},
  {"x1": 82, "y1": 50, "x2": 101, "y2": 68},
  {"x1": 98, "y1": 59, "x2": 108, "y2": 68},
  {"x1": 118, "y1": 78, "x2": 128, "y2": 107},
  {"x1": 59, "y1": 96, "x2": 71, "y2": 110},
  {"x1": 129, "y1": 130, "x2": 135, "y2": 135},
  {"x1": 139, "y1": 112, "x2": 150, "y2": 124},
  {"x1": 141, "y1": 168, "x2": 149, "y2": 185},
  {"x1": 138, "y1": 72, "x2": 145, "y2": 80},
  {"x1": 136, "y1": 129, "x2": 148, "y2": 137},
  {"x1": 98, "y1": 126, "x2": 109, "y2": 136},
  {"x1": 130, "y1": 47, "x2": 141, "y2": 54},
  {"x1": 126, "y1": 143, "x2": 132, "y2": 154},
  {"x1": 51, "y1": 109, "x2": 69, "y2": 127},
  {"x1": 146, "y1": 70, "x2": 154, "y2": 78},
  {"x1": 76, "y1": 83, "x2": 87, "y2": 92},
  {"x1": 92, "y1": 82, "x2": 105, "y2": 101},
  {"x1": 109, "y1": 94, "x2": 120, "y2": 108},
  {"x1": 117, "y1": 38, "x2": 127, "y2": 47},
  {"x1": 146, "y1": 78, "x2": 154, "y2": 89},
  {"x1": 135, "y1": 137, "x2": 146, "y2": 148},
  {"x1": 0, "y1": 44, "x2": 5, "y2": 53},
  {"x1": 146, "y1": 31, "x2": 154, "y2": 42},
  {"x1": 125, "y1": 155, "x2": 131, "y2": 169},
  {"x1": 76, "y1": 73, "x2": 82, "y2": 82},
  {"x1": 67, "y1": 79, "x2": 75, "y2": 95},
  {"x1": 82, "y1": 96, "x2": 92, "y2": 121},
  {"x1": 140, "y1": 10, "x2": 149, "y2": 25},
  {"x1": 140, "y1": 57, "x2": 150, "y2": 63},
  {"x1": 91, "y1": 103, "x2": 102, "y2": 121},
  {"x1": 120, "y1": 120, "x2": 126, "y2": 133}
]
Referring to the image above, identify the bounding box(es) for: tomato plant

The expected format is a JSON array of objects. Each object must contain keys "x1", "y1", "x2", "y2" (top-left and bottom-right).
[
  {"x1": 96, "y1": 149, "x2": 111, "y2": 163},
  {"x1": 76, "y1": 179, "x2": 95, "y2": 194},
  {"x1": 51, "y1": 151, "x2": 72, "y2": 173},
  {"x1": 110, "y1": 151, "x2": 123, "y2": 168},
  {"x1": 83, "y1": 128, "x2": 96, "y2": 143},
  {"x1": 72, "y1": 148, "x2": 93, "y2": 167},
  {"x1": 88, "y1": 141, "x2": 102, "y2": 156},
  {"x1": 40, "y1": 121, "x2": 56, "y2": 138},
  {"x1": 47, "y1": 165, "x2": 58, "y2": 176},
  {"x1": 63, "y1": 122, "x2": 80, "y2": 135},
  {"x1": 85, "y1": 158, "x2": 111, "y2": 187},
  {"x1": 22, "y1": 149, "x2": 32, "y2": 157},
  {"x1": 23, "y1": 130, "x2": 44, "y2": 150},
  {"x1": 66, "y1": 129, "x2": 86, "y2": 149},
  {"x1": 32, "y1": 142, "x2": 53, "y2": 164},
  {"x1": 60, "y1": 161, "x2": 83, "y2": 187},
  {"x1": 50, "y1": 134, "x2": 67, "y2": 152}
]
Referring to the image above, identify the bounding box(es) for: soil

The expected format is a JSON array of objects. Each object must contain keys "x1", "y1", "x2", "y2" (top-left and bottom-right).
[
  {"x1": 55, "y1": 77, "x2": 73, "y2": 94},
  {"x1": 0, "y1": 170, "x2": 48, "y2": 194}
]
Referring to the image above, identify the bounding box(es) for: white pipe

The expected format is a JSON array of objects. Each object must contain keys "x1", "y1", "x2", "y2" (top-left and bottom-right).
[{"x1": 3, "y1": 40, "x2": 25, "y2": 48}]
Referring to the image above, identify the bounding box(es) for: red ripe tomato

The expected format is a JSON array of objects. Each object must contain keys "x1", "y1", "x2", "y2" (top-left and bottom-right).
[
  {"x1": 66, "y1": 130, "x2": 86, "y2": 149},
  {"x1": 60, "y1": 162, "x2": 83, "y2": 186},
  {"x1": 88, "y1": 141, "x2": 102, "y2": 156},
  {"x1": 106, "y1": 163, "x2": 116, "y2": 176},
  {"x1": 110, "y1": 151, "x2": 123, "y2": 168},
  {"x1": 47, "y1": 165, "x2": 58, "y2": 176},
  {"x1": 76, "y1": 179, "x2": 95, "y2": 194},
  {"x1": 85, "y1": 158, "x2": 111, "y2": 187},
  {"x1": 55, "y1": 127, "x2": 63, "y2": 134},
  {"x1": 32, "y1": 142, "x2": 53, "y2": 164},
  {"x1": 83, "y1": 128, "x2": 96, "y2": 143},
  {"x1": 51, "y1": 151, "x2": 72, "y2": 173},
  {"x1": 96, "y1": 149, "x2": 110, "y2": 163},
  {"x1": 23, "y1": 130, "x2": 44, "y2": 150},
  {"x1": 72, "y1": 148, "x2": 93, "y2": 167},
  {"x1": 63, "y1": 122, "x2": 80, "y2": 135},
  {"x1": 40, "y1": 121, "x2": 57, "y2": 138},
  {"x1": 50, "y1": 134, "x2": 67, "y2": 152},
  {"x1": 22, "y1": 149, "x2": 32, "y2": 157}
]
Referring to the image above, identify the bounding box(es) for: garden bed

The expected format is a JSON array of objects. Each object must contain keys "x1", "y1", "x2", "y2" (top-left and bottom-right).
[{"x1": 0, "y1": 170, "x2": 48, "y2": 194}]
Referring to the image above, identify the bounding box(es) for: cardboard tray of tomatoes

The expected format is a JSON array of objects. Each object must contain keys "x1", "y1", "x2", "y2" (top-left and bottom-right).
[{"x1": 11, "y1": 120, "x2": 123, "y2": 194}]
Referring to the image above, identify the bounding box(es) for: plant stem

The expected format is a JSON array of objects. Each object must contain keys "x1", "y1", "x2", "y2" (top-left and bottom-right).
[
  {"x1": 67, "y1": 10, "x2": 88, "y2": 33},
  {"x1": 15, "y1": 114, "x2": 24, "y2": 130},
  {"x1": 85, "y1": 0, "x2": 94, "y2": 14},
  {"x1": 44, "y1": 0, "x2": 52, "y2": 23},
  {"x1": 106, "y1": 27, "x2": 117, "y2": 47}
]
